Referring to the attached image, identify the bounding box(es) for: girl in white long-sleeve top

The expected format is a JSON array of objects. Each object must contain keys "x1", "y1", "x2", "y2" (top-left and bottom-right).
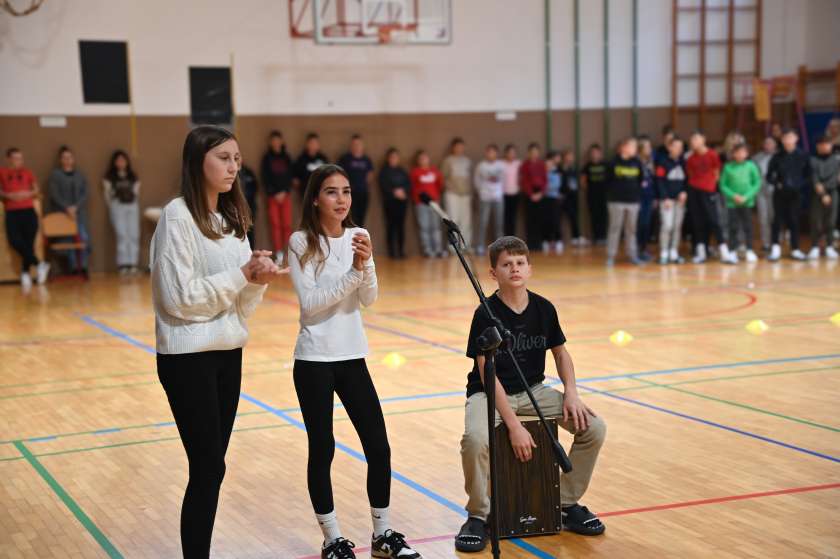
[
  {"x1": 288, "y1": 164, "x2": 422, "y2": 559},
  {"x1": 151, "y1": 125, "x2": 284, "y2": 558}
]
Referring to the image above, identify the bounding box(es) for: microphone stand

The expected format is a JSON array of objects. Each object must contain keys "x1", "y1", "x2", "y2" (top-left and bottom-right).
[{"x1": 437, "y1": 215, "x2": 573, "y2": 559}]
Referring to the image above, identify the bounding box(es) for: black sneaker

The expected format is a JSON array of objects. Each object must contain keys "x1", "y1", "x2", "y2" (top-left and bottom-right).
[
  {"x1": 454, "y1": 517, "x2": 487, "y2": 553},
  {"x1": 371, "y1": 529, "x2": 421, "y2": 558},
  {"x1": 322, "y1": 537, "x2": 356, "y2": 559},
  {"x1": 561, "y1": 504, "x2": 605, "y2": 536}
]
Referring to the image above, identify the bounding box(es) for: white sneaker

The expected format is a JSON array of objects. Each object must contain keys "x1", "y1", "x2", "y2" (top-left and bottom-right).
[
  {"x1": 745, "y1": 250, "x2": 758, "y2": 263},
  {"x1": 36, "y1": 262, "x2": 51, "y2": 285},
  {"x1": 659, "y1": 250, "x2": 669, "y2": 264},
  {"x1": 668, "y1": 248, "x2": 684, "y2": 264},
  {"x1": 692, "y1": 243, "x2": 707, "y2": 264},
  {"x1": 21, "y1": 272, "x2": 32, "y2": 292},
  {"x1": 826, "y1": 246, "x2": 839, "y2": 260},
  {"x1": 807, "y1": 247, "x2": 820, "y2": 260},
  {"x1": 554, "y1": 241, "x2": 565, "y2": 254},
  {"x1": 768, "y1": 244, "x2": 781, "y2": 262},
  {"x1": 719, "y1": 243, "x2": 731, "y2": 263},
  {"x1": 542, "y1": 241, "x2": 551, "y2": 255},
  {"x1": 791, "y1": 249, "x2": 806, "y2": 261}
]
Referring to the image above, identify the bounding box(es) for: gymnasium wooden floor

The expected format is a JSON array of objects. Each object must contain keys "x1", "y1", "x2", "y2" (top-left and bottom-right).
[{"x1": 1, "y1": 249, "x2": 839, "y2": 558}]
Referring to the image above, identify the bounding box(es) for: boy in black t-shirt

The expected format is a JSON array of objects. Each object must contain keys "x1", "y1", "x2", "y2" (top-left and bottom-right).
[
  {"x1": 292, "y1": 133, "x2": 329, "y2": 192},
  {"x1": 581, "y1": 144, "x2": 609, "y2": 245},
  {"x1": 338, "y1": 134, "x2": 374, "y2": 227},
  {"x1": 455, "y1": 236, "x2": 607, "y2": 552}
]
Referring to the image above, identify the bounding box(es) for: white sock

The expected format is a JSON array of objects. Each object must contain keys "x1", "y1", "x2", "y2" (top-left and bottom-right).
[
  {"x1": 371, "y1": 506, "x2": 390, "y2": 538},
  {"x1": 316, "y1": 511, "x2": 342, "y2": 546}
]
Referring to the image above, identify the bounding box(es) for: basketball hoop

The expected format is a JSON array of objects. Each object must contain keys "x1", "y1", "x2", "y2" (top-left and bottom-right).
[{"x1": 0, "y1": 0, "x2": 45, "y2": 17}]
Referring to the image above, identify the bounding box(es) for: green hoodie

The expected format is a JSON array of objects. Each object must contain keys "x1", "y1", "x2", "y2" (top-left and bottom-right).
[{"x1": 720, "y1": 160, "x2": 761, "y2": 208}]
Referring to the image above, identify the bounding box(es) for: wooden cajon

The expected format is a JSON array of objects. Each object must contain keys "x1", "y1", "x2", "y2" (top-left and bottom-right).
[{"x1": 493, "y1": 416, "x2": 563, "y2": 538}]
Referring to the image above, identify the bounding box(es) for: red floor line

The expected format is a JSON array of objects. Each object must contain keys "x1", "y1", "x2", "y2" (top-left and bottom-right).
[
  {"x1": 598, "y1": 482, "x2": 840, "y2": 518},
  {"x1": 294, "y1": 482, "x2": 840, "y2": 559}
]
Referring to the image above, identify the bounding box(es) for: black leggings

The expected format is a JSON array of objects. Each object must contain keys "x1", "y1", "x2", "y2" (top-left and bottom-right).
[
  {"x1": 503, "y1": 194, "x2": 520, "y2": 237},
  {"x1": 587, "y1": 185, "x2": 608, "y2": 241},
  {"x1": 688, "y1": 188, "x2": 724, "y2": 248},
  {"x1": 561, "y1": 191, "x2": 580, "y2": 239},
  {"x1": 4, "y1": 208, "x2": 40, "y2": 271},
  {"x1": 771, "y1": 188, "x2": 801, "y2": 251},
  {"x1": 158, "y1": 349, "x2": 242, "y2": 559},
  {"x1": 384, "y1": 198, "x2": 408, "y2": 257},
  {"x1": 293, "y1": 359, "x2": 391, "y2": 514}
]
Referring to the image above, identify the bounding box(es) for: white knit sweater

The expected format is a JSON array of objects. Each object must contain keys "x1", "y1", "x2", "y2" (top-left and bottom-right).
[
  {"x1": 151, "y1": 197, "x2": 266, "y2": 354},
  {"x1": 288, "y1": 228, "x2": 377, "y2": 362}
]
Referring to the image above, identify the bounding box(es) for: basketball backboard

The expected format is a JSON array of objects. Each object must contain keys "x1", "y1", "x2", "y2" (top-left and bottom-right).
[{"x1": 290, "y1": 0, "x2": 451, "y2": 45}]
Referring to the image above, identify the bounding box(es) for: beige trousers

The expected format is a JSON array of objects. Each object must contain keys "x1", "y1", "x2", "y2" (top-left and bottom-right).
[{"x1": 460, "y1": 383, "x2": 606, "y2": 521}]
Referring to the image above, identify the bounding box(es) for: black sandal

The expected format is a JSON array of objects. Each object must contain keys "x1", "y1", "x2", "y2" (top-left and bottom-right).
[{"x1": 454, "y1": 517, "x2": 488, "y2": 552}]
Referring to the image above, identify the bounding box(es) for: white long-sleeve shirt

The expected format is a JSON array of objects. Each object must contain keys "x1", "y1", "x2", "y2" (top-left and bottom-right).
[
  {"x1": 288, "y1": 227, "x2": 377, "y2": 362},
  {"x1": 151, "y1": 197, "x2": 266, "y2": 354}
]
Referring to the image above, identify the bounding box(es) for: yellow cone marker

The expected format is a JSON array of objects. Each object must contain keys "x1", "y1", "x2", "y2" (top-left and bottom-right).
[
  {"x1": 745, "y1": 319, "x2": 769, "y2": 335},
  {"x1": 382, "y1": 352, "x2": 407, "y2": 369},
  {"x1": 830, "y1": 312, "x2": 840, "y2": 326},
  {"x1": 609, "y1": 330, "x2": 634, "y2": 347}
]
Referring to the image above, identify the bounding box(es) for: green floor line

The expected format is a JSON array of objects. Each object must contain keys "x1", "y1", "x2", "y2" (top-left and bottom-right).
[
  {"x1": 15, "y1": 404, "x2": 466, "y2": 461},
  {"x1": 0, "y1": 409, "x2": 271, "y2": 446},
  {"x1": 0, "y1": 350, "x2": 456, "y2": 403},
  {"x1": 775, "y1": 290, "x2": 840, "y2": 303},
  {"x1": 0, "y1": 358, "x2": 280, "y2": 390},
  {"x1": 0, "y1": 380, "x2": 159, "y2": 401},
  {"x1": 630, "y1": 377, "x2": 840, "y2": 433},
  {"x1": 13, "y1": 441, "x2": 124, "y2": 558},
  {"x1": 0, "y1": 369, "x2": 155, "y2": 390},
  {"x1": 4, "y1": 365, "x2": 837, "y2": 455}
]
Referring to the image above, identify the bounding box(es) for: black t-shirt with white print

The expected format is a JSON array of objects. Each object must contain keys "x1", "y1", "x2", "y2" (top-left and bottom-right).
[{"x1": 465, "y1": 290, "x2": 566, "y2": 398}]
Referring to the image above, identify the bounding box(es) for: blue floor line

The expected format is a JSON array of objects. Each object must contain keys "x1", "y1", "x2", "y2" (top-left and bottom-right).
[{"x1": 577, "y1": 384, "x2": 840, "y2": 464}]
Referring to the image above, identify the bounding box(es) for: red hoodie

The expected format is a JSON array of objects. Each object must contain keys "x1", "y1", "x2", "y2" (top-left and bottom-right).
[
  {"x1": 685, "y1": 149, "x2": 721, "y2": 193},
  {"x1": 410, "y1": 166, "x2": 443, "y2": 205},
  {"x1": 518, "y1": 159, "x2": 548, "y2": 196}
]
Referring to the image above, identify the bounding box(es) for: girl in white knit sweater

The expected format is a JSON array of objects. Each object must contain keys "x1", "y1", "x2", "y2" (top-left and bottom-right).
[
  {"x1": 289, "y1": 164, "x2": 422, "y2": 559},
  {"x1": 151, "y1": 126, "x2": 284, "y2": 558}
]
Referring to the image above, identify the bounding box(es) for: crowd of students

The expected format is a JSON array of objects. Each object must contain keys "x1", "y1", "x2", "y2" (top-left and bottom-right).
[
  {"x1": 2, "y1": 119, "x2": 839, "y2": 291},
  {"x1": 256, "y1": 124, "x2": 840, "y2": 268}
]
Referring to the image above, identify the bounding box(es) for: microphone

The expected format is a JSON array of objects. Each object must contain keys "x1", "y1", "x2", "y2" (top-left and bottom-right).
[{"x1": 418, "y1": 192, "x2": 459, "y2": 231}]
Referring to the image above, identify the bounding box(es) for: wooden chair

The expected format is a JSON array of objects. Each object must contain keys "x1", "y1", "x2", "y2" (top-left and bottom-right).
[
  {"x1": 494, "y1": 416, "x2": 563, "y2": 539},
  {"x1": 41, "y1": 212, "x2": 87, "y2": 278}
]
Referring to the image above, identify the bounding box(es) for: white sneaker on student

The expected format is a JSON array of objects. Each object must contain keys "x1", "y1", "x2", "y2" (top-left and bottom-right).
[
  {"x1": 791, "y1": 249, "x2": 806, "y2": 261},
  {"x1": 21, "y1": 272, "x2": 32, "y2": 293},
  {"x1": 768, "y1": 244, "x2": 781, "y2": 262},
  {"x1": 36, "y1": 262, "x2": 51, "y2": 285},
  {"x1": 542, "y1": 241, "x2": 551, "y2": 255},
  {"x1": 718, "y1": 243, "x2": 731, "y2": 263},
  {"x1": 668, "y1": 248, "x2": 684, "y2": 264},
  {"x1": 692, "y1": 243, "x2": 707, "y2": 264},
  {"x1": 826, "y1": 246, "x2": 839, "y2": 260},
  {"x1": 745, "y1": 250, "x2": 758, "y2": 264},
  {"x1": 554, "y1": 241, "x2": 564, "y2": 254},
  {"x1": 807, "y1": 247, "x2": 820, "y2": 260},
  {"x1": 659, "y1": 250, "x2": 669, "y2": 265}
]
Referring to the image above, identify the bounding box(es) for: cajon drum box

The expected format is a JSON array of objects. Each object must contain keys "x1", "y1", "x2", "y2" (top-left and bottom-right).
[{"x1": 493, "y1": 417, "x2": 563, "y2": 538}]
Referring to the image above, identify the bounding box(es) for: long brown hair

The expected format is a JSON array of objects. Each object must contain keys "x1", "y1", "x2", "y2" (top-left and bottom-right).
[
  {"x1": 294, "y1": 163, "x2": 354, "y2": 276},
  {"x1": 181, "y1": 125, "x2": 251, "y2": 240}
]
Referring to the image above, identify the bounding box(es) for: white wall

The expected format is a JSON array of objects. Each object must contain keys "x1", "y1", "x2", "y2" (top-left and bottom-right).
[{"x1": 0, "y1": 0, "x2": 833, "y2": 116}]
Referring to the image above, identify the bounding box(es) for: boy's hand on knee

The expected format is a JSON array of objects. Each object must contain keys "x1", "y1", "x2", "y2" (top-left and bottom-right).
[
  {"x1": 563, "y1": 392, "x2": 596, "y2": 432},
  {"x1": 509, "y1": 424, "x2": 537, "y2": 462}
]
